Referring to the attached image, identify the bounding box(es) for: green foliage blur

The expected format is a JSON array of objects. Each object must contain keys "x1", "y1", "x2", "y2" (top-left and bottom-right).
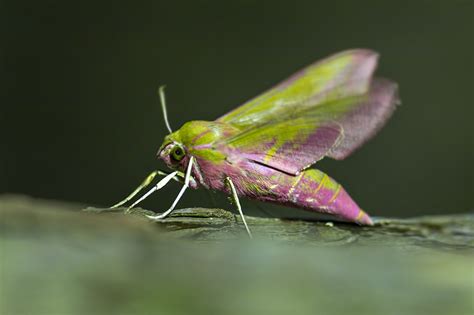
[{"x1": 2, "y1": 0, "x2": 473, "y2": 217}]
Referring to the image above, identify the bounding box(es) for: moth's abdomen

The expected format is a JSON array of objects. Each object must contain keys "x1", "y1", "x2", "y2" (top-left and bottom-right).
[
  {"x1": 284, "y1": 169, "x2": 373, "y2": 225},
  {"x1": 221, "y1": 160, "x2": 372, "y2": 225}
]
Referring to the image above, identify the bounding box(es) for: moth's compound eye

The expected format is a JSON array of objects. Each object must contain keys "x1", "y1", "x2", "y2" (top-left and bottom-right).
[{"x1": 171, "y1": 145, "x2": 185, "y2": 162}]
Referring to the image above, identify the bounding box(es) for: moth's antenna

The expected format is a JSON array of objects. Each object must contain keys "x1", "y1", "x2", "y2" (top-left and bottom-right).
[{"x1": 158, "y1": 85, "x2": 173, "y2": 134}]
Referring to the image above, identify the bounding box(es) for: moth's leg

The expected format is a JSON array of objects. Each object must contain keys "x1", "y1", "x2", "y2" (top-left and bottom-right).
[
  {"x1": 110, "y1": 170, "x2": 183, "y2": 209},
  {"x1": 147, "y1": 156, "x2": 195, "y2": 220},
  {"x1": 126, "y1": 171, "x2": 179, "y2": 212},
  {"x1": 225, "y1": 177, "x2": 253, "y2": 239}
]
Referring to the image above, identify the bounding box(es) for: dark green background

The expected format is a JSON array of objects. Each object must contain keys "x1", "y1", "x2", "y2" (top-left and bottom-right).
[{"x1": 2, "y1": 0, "x2": 473, "y2": 217}]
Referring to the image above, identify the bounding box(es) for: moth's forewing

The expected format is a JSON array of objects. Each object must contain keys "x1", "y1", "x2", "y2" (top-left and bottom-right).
[
  {"x1": 226, "y1": 116, "x2": 343, "y2": 175},
  {"x1": 217, "y1": 50, "x2": 399, "y2": 174},
  {"x1": 217, "y1": 49, "x2": 378, "y2": 130}
]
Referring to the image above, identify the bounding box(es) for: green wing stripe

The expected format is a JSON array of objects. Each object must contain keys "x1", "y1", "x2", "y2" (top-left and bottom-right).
[
  {"x1": 224, "y1": 79, "x2": 399, "y2": 174},
  {"x1": 217, "y1": 49, "x2": 378, "y2": 130}
]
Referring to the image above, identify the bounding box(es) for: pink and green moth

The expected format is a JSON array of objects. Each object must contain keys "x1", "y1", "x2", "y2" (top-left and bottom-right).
[{"x1": 111, "y1": 49, "x2": 399, "y2": 238}]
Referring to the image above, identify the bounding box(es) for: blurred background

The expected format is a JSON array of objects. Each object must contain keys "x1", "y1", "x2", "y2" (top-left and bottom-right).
[{"x1": 2, "y1": 0, "x2": 473, "y2": 217}]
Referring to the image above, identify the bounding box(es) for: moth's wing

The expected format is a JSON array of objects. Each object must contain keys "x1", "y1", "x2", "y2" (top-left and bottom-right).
[
  {"x1": 225, "y1": 78, "x2": 399, "y2": 175},
  {"x1": 226, "y1": 116, "x2": 343, "y2": 175},
  {"x1": 217, "y1": 49, "x2": 379, "y2": 130},
  {"x1": 324, "y1": 78, "x2": 399, "y2": 160}
]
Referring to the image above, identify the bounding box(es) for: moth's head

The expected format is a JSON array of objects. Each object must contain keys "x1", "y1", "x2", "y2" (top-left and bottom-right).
[{"x1": 157, "y1": 139, "x2": 189, "y2": 172}]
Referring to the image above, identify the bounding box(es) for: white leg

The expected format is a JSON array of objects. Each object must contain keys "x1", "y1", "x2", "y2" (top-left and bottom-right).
[
  {"x1": 225, "y1": 177, "x2": 253, "y2": 239},
  {"x1": 126, "y1": 171, "x2": 178, "y2": 212},
  {"x1": 110, "y1": 170, "x2": 182, "y2": 209},
  {"x1": 147, "y1": 156, "x2": 194, "y2": 220}
]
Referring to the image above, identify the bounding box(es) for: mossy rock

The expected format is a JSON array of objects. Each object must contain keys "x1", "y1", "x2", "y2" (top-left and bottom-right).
[{"x1": 1, "y1": 194, "x2": 473, "y2": 315}]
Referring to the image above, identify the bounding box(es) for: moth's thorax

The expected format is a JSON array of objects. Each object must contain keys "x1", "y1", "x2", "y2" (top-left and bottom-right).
[
  {"x1": 157, "y1": 120, "x2": 240, "y2": 187},
  {"x1": 164, "y1": 120, "x2": 240, "y2": 147}
]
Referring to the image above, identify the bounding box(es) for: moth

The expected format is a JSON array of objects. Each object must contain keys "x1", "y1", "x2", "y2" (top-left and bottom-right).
[{"x1": 111, "y1": 49, "x2": 399, "y2": 238}]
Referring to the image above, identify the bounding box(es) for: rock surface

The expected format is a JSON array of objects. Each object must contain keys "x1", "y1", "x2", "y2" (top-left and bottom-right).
[{"x1": 1, "y1": 194, "x2": 473, "y2": 315}]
